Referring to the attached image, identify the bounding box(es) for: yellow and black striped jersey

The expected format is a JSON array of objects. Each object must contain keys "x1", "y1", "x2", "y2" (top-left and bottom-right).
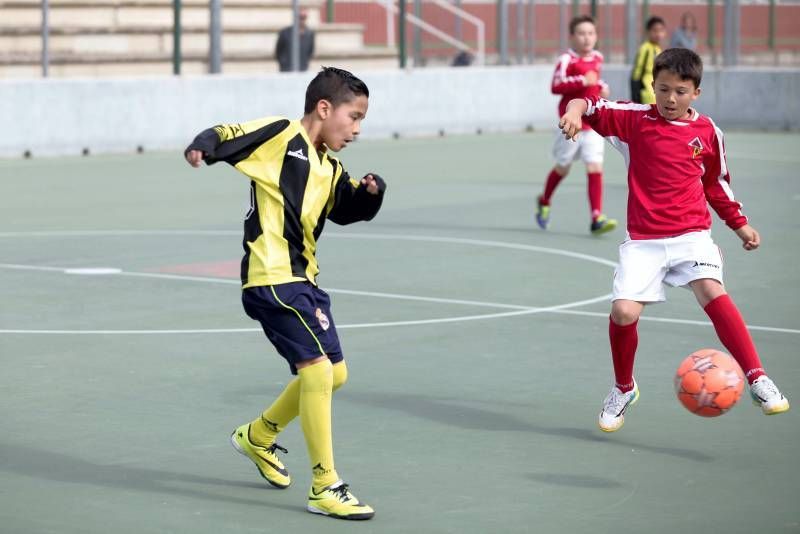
[
  {"x1": 630, "y1": 41, "x2": 661, "y2": 104},
  {"x1": 187, "y1": 117, "x2": 386, "y2": 288}
]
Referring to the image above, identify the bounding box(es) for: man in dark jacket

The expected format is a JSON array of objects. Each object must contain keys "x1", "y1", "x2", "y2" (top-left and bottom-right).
[{"x1": 276, "y1": 9, "x2": 315, "y2": 72}]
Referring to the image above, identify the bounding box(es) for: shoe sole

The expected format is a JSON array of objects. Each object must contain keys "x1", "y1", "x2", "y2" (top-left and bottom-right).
[
  {"x1": 751, "y1": 397, "x2": 790, "y2": 415},
  {"x1": 229, "y1": 432, "x2": 291, "y2": 489},
  {"x1": 591, "y1": 221, "x2": 618, "y2": 236},
  {"x1": 307, "y1": 504, "x2": 375, "y2": 520},
  {"x1": 535, "y1": 199, "x2": 549, "y2": 230},
  {"x1": 598, "y1": 386, "x2": 640, "y2": 433}
]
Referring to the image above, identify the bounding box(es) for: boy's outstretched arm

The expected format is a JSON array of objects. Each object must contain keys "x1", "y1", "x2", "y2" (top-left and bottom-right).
[
  {"x1": 184, "y1": 127, "x2": 224, "y2": 166},
  {"x1": 186, "y1": 149, "x2": 204, "y2": 167},
  {"x1": 327, "y1": 168, "x2": 386, "y2": 225},
  {"x1": 702, "y1": 127, "x2": 756, "y2": 250},
  {"x1": 559, "y1": 98, "x2": 589, "y2": 141},
  {"x1": 360, "y1": 173, "x2": 382, "y2": 195},
  {"x1": 184, "y1": 118, "x2": 290, "y2": 167},
  {"x1": 734, "y1": 224, "x2": 760, "y2": 251}
]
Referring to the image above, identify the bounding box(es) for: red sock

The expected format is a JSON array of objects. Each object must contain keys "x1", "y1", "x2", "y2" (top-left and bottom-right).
[
  {"x1": 587, "y1": 171, "x2": 603, "y2": 221},
  {"x1": 541, "y1": 169, "x2": 565, "y2": 205},
  {"x1": 609, "y1": 318, "x2": 638, "y2": 393},
  {"x1": 703, "y1": 294, "x2": 765, "y2": 384}
]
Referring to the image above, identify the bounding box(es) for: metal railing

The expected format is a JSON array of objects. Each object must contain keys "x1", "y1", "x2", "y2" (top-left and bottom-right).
[{"x1": 389, "y1": 0, "x2": 486, "y2": 66}]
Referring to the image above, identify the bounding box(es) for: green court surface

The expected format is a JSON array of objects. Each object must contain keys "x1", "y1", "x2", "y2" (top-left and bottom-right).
[{"x1": 1, "y1": 131, "x2": 798, "y2": 534}]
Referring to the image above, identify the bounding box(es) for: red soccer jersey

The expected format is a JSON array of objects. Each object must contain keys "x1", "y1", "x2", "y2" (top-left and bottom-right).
[
  {"x1": 583, "y1": 97, "x2": 747, "y2": 239},
  {"x1": 551, "y1": 49, "x2": 608, "y2": 130}
]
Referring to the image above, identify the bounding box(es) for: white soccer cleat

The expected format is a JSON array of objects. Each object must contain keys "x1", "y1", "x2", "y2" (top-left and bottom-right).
[
  {"x1": 749, "y1": 376, "x2": 790, "y2": 415},
  {"x1": 599, "y1": 381, "x2": 640, "y2": 432}
]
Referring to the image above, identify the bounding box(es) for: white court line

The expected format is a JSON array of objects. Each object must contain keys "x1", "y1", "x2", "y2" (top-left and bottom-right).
[
  {"x1": 731, "y1": 153, "x2": 800, "y2": 164},
  {"x1": 552, "y1": 309, "x2": 800, "y2": 335},
  {"x1": 0, "y1": 263, "x2": 66, "y2": 272},
  {"x1": 0, "y1": 230, "x2": 618, "y2": 267},
  {"x1": 110, "y1": 270, "x2": 570, "y2": 313},
  {"x1": 1, "y1": 231, "x2": 798, "y2": 335},
  {"x1": 0, "y1": 261, "x2": 614, "y2": 334},
  {"x1": 116, "y1": 270, "x2": 241, "y2": 286},
  {"x1": 0, "y1": 297, "x2": 614, "y2": 335},
  {"x1": 0, "y1": 230, "x2": 240, "y2": 238},
  {"x1": 327, "y1": 233, "x2": 620, "y2": 268},
  {"x1": 0, "y1": 328, "x2": 262, "y2": 335}
]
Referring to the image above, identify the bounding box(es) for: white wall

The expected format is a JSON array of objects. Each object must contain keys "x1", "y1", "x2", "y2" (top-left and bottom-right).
[{"x1": 1, "y1": 65, "x2": 797, "y2": 158}]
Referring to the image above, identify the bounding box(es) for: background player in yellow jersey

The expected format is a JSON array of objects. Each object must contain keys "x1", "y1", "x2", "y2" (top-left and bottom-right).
[
  {"x1": 184, "y1": 67, "x2": 386, "y2": 520},
  {"x1": 630, "y1": 16, "x2": 667, "y2": 104}
]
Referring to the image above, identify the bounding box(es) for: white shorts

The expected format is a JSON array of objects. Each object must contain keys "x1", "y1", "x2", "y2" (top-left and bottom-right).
[
  {"x1": 612, "y1": 231, "x2": 724, "y2": 303},
  {"x1": 552, "y1": 128, "x2": 605, "y2": 167}
]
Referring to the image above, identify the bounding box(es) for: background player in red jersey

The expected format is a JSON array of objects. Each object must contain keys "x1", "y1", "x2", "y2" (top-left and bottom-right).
[
  {"x1": 536, "y1": 15, "x2": 618, "y2": 236},
  {"x1": 559, "y1": 48, "x2": 790, "y2": 431}
]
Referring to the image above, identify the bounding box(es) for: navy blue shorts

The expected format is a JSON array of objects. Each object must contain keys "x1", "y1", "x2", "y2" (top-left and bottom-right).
[{"x1": 242, "y1": 282, "x2": 344, "y2": 374}]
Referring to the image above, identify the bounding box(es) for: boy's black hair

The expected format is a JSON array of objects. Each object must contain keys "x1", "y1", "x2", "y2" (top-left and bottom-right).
[
  {"x1": 304, "y1": 66, "x2": 369, "y2": 114},
  {"x1": 569, "y1": 14, "x2": 595, "y2": 35},
  {"x1": 653, "y1": 47, "x2": 703, "y2": 88},
  {"x1": 646, "y1": 16, "x2": 665, "y2": 30}
]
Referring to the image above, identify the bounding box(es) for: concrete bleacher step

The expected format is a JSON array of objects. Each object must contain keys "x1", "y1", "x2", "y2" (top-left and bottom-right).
[
  {"x1": 0, "y1": 24, "x2": 368, "y2": 55},
  {"x1": 0, "y1": 0, "x2": 399, "y2": 76},
  {"x1": 1, "y1": 0, "x2": 324, "y2": 29},
  {"x1": 0, "y1": 47, "x2": 399, "y2": 77}
]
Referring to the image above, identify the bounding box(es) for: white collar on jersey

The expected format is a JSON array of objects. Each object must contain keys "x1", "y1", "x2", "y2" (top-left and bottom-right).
[
  {"x1": 567, "y1": 48, "x2": 599, "y2": 60},
  {"x1": 659, "y1": 107, "x2": 700, "y2": 126}
]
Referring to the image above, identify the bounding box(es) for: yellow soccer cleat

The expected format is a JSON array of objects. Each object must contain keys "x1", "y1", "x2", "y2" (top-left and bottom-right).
[
  {"x1": 536, "y1": 196, "x2": 551, "y2": 230},
  {"x1": 230, "y1": 423, "x2": 291, "y2": 488},
  {"x1": 590, "y1": 214, "x2": 618, "y2": 236},
  {"x1": 307, "y1": 481, "x2": 375, "y2": 520}
]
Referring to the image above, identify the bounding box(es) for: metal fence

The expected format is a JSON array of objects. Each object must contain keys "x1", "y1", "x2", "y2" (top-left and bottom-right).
[
  {"x1": 326, "y1": 0, "x2": 800, "y2": 66},
  {"x1": 18, "y1": 0, "x2": 800, "y2": 77}
]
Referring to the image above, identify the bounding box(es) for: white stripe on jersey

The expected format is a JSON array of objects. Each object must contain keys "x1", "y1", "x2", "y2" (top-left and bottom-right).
[
  {"x1": 708, "y1": 118, "x2": 743, "y2": 217},
  {"x1": 555, "y1": 54, "x2": 582, "y2": 85},
  {"x1": 585, "y1": 98, "x2": 651, "y2": 116},
  {"x1": 606, "y1": 136, "x2": 631, "y2": 168},
  {"x1": 709, "y1": 118, "x2": 728, "y2": 178}
]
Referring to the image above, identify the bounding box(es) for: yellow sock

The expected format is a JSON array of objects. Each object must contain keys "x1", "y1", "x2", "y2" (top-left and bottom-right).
[
  {"x1": 249, "y1": 361, "x2": 348, "y2": 448},
  {"x1": 249, "y1": 378, "x2": 300, "y2": 446},
  {"x1": 332, "y1": 361, "x2": 348, "y2": 392},
  {"x1": 299, "y1": 359, "x2": 339, "y2": 490}
]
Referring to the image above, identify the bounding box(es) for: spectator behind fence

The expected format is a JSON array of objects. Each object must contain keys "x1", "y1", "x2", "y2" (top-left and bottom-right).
[
  {"x1": 451, "y1": 51, "x2": 474, "y2": 67},
  {"x1": 670, "y1": 12, "x2": 698, "y2": 50},
  {"x1": 630, "y1": 16, "x2": 666, "y2": 103},
  {"x1": 276, "y1": 8, "x2": 315, "y2": 72}
]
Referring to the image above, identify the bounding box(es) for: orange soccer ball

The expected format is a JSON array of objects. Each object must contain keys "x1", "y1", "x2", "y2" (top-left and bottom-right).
[{"x1": 674, "y1": 349, "x2": 745, "y2": 417}]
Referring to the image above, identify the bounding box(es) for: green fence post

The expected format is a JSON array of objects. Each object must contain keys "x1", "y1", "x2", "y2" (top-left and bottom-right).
[
  {"x1": 399, "y1": 0, "x2": 407, "y2": 67},
  {"x1": 768, "y1": 0, "x2": 775, "y2": 50},
  {"x1": 707, "y1": 0, "x2": 715, "y2": 62},
  {"x1": 173, "y1": 0, "x2": 181, "y2": 74}
]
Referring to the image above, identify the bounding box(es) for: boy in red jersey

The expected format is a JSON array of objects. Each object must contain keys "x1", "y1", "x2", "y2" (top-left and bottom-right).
[
  {"x1": 558, "y1": 48, "x2": 790, "y2": 431},
  {"x1": 536, "y1": 15, "x2": 618, "y2": 235}
]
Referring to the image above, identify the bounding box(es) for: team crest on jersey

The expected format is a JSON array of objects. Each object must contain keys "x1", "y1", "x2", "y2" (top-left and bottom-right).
[
  {"x1": 315, "y1": 308, "x2": 330, "y2": 331},
  {"x1": 688, "y1": 137, "x2": 703, "y2": 159}
]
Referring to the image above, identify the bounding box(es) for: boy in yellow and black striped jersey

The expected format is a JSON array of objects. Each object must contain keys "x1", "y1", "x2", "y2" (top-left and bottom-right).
[
  {"x1": 630, "y1": 16, "x2": 667, "y2": 104},
  {"x1": 185, "y1": 67, "x2": 386, "y2": 520}
]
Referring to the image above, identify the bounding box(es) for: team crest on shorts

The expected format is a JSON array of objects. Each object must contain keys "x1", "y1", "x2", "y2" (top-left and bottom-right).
[
  {"x1": 315, "y1": 308, "x2": 330, "y2": 331},
  {"x1": 688, "y1": 137, "x2": 703, "y2": 159}
]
